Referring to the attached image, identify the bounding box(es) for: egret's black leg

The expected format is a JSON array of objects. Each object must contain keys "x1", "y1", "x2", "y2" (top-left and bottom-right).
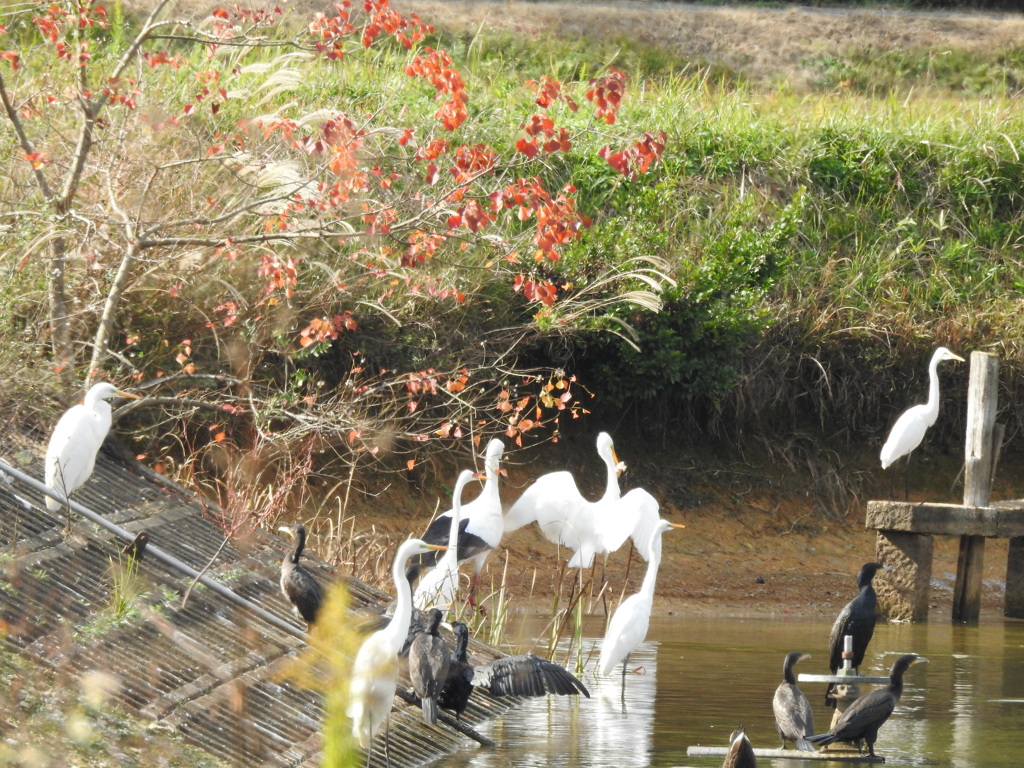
[{"x1": 620, "y1": 652, "x2": 630, "y2": 711}]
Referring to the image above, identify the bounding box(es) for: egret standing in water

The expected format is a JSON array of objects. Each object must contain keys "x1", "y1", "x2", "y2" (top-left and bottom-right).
[
  {"x1": 347, "y1": 538, "x2": 446, "y2": 763},
  {"x1": 408, "y1": 608, "x2": 450, "y2": 725},
  {"x1": 277, "y1": 523, "x2": 325, "y2": 626},
  {"x1": 410, "y1": 439, "x2": 505, "y2": 609},
  {"x1": 414, "y1": 470, "x2": 473, "y2": 612},
  {"x1": 880, "y1": 346, "x2": 964, "y2": 498},
  {"x1": 503, "y1": 432, "x2": 628, "y2": 567},
  {"x1": 45, "y1": 382, "x2": 140, "y2": 512},
  {"x1": 773, "y1": 652, "x2": 814, "y2": 751},
  {"x1": 808, "y1": 653, "x2": 928, "y2": 758},
  {"x1": 826, "y1": 562, "x2": 884, "y2": 708},
  {"x1": 598, "y1": 518, "x2": 684, "y2": 698}
]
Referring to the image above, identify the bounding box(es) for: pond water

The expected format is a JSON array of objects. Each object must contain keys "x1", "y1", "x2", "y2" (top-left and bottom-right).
[{"x1": 446, "y1": 612, "x2": 1024, "y2": 768}]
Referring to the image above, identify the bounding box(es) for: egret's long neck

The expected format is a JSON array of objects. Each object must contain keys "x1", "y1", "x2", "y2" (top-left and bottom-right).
[
  {"x1": 448, "y1": 497, "x2": 461, "y2": 549},
  {"x1": 388, "y1": 548, "x2": 414, "y2": 650},
  {"x1": 924, "y1": 356, "x2": 942, "y2": 423},
  {"x1": 602, "y1": 452, "x2": 620, "y2": 502},
  {"x1": 482, "y1": 459, "x2": 500, "y2": 503},
  {"x1": 639, "y1": 535, "x2": 663, "y2": 598}
]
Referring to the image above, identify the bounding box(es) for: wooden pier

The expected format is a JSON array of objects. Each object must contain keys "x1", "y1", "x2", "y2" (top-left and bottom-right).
[{"x1": 866, "y1": 352, "x2": 1024, "y2": 622}]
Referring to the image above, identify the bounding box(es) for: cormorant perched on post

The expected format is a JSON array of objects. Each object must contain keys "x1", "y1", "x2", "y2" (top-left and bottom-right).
[
  {"x1": 438, "y1": 621, "x2": 589, "y2": 719},
  {"x1": 408, "y1": 609, "x2": 450, "y2": 725},
  {"x1": 721, "y1": 729, "x2": 758, "y2": 768},
  {"x1": 277, "y1": 524, "x2": 325, "y2": 626},
  {"x1": 773, "y1": 652, "x2": 814, "y2": 751},
  {"x1": 826, "y1": 562, "x2": 885, "y2": 707},
  {"x1": 808, "y1": 653, "x2": 928, "y2": 758}
]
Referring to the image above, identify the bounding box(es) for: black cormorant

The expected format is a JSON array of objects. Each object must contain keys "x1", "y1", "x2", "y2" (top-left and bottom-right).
[
  {"x1": 121, "y1": 531, "x2": 150, "y2": 563},
  {"x1": 438, "y1": 621, "x2": 589, "y2": 719},
  {"x1": 773, "y1": 652, "x2": 814, "y2": 752},
  {"x1": 808, "y1": 653, "x2": 927, "y2": 758},
  {"x1": 721, "y1": 729, "x2": 758, "y2": 768},
  {"x1": 408, "y1": 608, "x2": 450, "y2": 725},
  {"x1": 278, "y1": 524, "x2": 325, "y2": 625},
  {"x1": 826, "y1": 561, "x2": 884, "y2": 707}
]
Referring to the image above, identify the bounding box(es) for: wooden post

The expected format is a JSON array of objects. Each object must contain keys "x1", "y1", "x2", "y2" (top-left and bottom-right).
[
  {"x1": 952, "y1": 352, "x2": 997, "y2": 623},
  {"x1": 1007, "y1": 537, "x2": 1024, "y2": 619}
]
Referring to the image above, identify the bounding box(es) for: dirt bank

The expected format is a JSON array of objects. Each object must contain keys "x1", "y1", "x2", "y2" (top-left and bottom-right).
[{"x1": 328, "y1": 438, "x2": 1018, "y2": 624}]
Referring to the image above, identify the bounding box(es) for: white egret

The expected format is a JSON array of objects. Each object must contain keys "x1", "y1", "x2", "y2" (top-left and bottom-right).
[
  {"x1": 413, "y1": 470, "x2": 474, "y2": 612},
  {"x1": 880, "y1": 346, "x2": 964, "y2": 498},
  {"x1": 408, "y1": 608, "x2": 450, "y2": 725},
  {"x1": 277, "y1": 524, "x2": 325, "y2": 626},
  {"x1": 410, "y1": 438, "x2": 505, "y2": 607},
  {"x1": 773, "y1": 651, "x2": 814, "y2": 752},
  {"x1": 503, "y1": 431, "x2": 634, "y2": 568},
  {"x1": 598, "y1": 518, "x2": 684, "y2": 696},
  {"x1": 808, "y1": 654, "x2": 928, "y2": 759},
  {"x1": 439, "y1": 620, "x2": 589, "y2": 720},
  {"x1": 347, "y1": 538, "x2": 446, "y2": 756},
  {"x1": 825, "y1": 562, "x2": 884, "y2": 708},
  {"x1": 45, "y1": 382, "x2": 140, "y2": 512}
]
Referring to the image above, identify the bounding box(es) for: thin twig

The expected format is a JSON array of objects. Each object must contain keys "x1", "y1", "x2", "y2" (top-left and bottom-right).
[{"x1": 180, "y1": 531, "x2": 233, "y2": 609}]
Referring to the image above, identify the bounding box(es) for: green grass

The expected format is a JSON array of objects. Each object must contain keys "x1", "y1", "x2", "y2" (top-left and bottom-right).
[{"x1": 5, "y1": 0, "x2": 1024, "y2": 490}]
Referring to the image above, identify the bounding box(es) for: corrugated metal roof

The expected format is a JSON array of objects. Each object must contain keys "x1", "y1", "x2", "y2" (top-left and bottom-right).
[{"x1": 0, "y1": 432, "x2": 521, "y2": 767}]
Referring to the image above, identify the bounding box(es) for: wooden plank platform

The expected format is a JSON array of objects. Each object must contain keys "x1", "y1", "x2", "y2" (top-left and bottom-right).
[
  {"x1": 686, "y1": 745, "x2": 883, "y2": 762},
  {"x1": 798, "y1": 673, "x2": 890, "y2": 684}
]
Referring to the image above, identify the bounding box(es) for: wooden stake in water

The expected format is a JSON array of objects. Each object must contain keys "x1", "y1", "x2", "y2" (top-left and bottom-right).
[{"x1": 953, "y1": 351, "x2": 998, "y2": 623}]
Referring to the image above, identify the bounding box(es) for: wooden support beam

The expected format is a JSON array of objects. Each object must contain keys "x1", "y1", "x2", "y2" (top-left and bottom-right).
[
  {"x1": 1006, "y1": 537, "x2": 1024, "y2": 619},
  {"x1": 953, "y1": 352, "x2": 998, "y2": 623}
]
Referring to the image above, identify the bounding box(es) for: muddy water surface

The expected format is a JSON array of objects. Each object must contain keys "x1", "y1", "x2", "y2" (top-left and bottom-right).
[{"x1": 446, "y1": 613, "x2": 1024, "y2": 768}]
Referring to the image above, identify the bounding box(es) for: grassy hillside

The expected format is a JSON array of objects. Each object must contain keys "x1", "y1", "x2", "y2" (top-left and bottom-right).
[
  {"x1": 391, "y1": 2, "x2": 1024, "y2": 447},
  {"x1": 4, "y1": 0, "x2": 1024, "y2": 517}
]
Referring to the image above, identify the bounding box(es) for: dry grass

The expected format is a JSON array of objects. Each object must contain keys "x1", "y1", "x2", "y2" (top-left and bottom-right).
[
  {"x1": 122, "y1": 0, "x2": 1024, "y2": 93},
  {"x1": 388, "y1": 1, "x2": 1024, "y2": 89}
]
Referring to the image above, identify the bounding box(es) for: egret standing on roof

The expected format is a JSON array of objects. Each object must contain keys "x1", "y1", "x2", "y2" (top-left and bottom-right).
[
  {"x1": 45, "y1": 382, "x2": 140, "y2": 512},
  {"x1": 880, "y1": 346, "x2": 964, "y2": 498},
  {"x1": 410, "y1": 438, "x2": 505, "y2": 609},
  {"x1": 598, "y1": 517, "x2": 684, "y2": 698},
  {"x1": 347, "y1": 538, "x2": 446, "y2": 760},
  {"x1": 414, "y1": 470, "x2": 474, "y2": 612}
]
